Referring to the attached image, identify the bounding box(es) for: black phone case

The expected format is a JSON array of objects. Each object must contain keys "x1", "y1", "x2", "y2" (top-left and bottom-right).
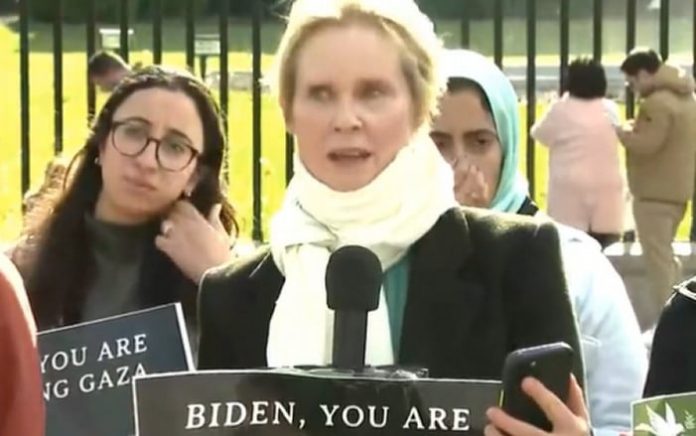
[{"x1": 500, "y1": 342, "x2": 574, "y2": 431}]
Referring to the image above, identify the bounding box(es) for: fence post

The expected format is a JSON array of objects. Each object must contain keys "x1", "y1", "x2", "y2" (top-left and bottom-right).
[
  {"x1": 526, "y1": 0, "x2": 537, "y2": 199},
  {"x1": 219, "y1": 0, "x2": 229, "y2": 134},
  {"x1": 460, "y1": 4, "x2": 470, "y2": 48},
  {"x1": 119, "y1": 0, "x2": 129, "y2": 63},
  {"x1": 53, "y1": 0, "x2": 63, "y2": 155},
  {"x1": 626, "y1": 0, "x2": 637, "y2": 119},
  {"x1": 152, "y1": 0, "x2": 163, "y2": 64},
  {"x1": 659, "y1": 0, "x2": 670, "y2": 61},
  {"x1": 693, "y1": 0, "x2": 696, "y2": 79},
  {"x1": 86, "y1": 0, "x2": 96, "y2": 124},
  {"x1": 593, "y1": 0, "x2": 602, "y2": 62},
  {"x1": 219, "y1": 0, "x2": 230, "y2": 182},
  {"x1": 559, "y1": 0, "x2": 569, "y2": 94},
  {"x1": 493, "y1": 0, "x2": 503, "y2": 67},
  {"x1": 185, "y1": 0, "x2": 195, "y2": 72},
  {"x1": 20, "y1": 0, "x2": 30, "y2": 195},
  {"x1": 252, "y1": 0, "x2": 263, "y2": 242},
  {"x1": 285, "y1": 134, "x2": 294, "y2": 186}
]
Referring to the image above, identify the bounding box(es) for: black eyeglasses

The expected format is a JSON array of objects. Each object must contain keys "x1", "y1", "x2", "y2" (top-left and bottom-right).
[{"x1": 110, "y1": 120, "x2": 200, "y2": 172}]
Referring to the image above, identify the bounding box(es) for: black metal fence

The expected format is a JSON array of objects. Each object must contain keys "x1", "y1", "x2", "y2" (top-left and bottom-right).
[{"x1": 12, "y1": 0, "x2": 695, "y2": 241}]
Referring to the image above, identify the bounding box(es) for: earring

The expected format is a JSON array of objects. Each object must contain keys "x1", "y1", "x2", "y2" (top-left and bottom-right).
[{"x1": 94, "y1": 156, "x2": 100, "y2": 165}]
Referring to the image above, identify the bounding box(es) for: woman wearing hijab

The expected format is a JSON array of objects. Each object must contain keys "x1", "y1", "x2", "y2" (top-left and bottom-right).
[{"x1": 431, "y1": 49, "x2": 646, "y2": 436}]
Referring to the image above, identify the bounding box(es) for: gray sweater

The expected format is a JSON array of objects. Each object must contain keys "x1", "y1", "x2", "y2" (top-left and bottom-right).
[{"x1": 82, "y1": 215, "x2": 151, "y2": 322}]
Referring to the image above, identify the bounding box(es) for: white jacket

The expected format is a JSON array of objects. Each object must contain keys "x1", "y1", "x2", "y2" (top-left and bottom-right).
[{"x1": 556, "y1": 224, "x2": 647, "y2": 435}]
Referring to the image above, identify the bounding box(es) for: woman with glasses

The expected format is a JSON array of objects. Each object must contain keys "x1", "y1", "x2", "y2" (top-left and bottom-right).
[{"x1": 10, "y1": 65, "x2": 237, "y2": 331}]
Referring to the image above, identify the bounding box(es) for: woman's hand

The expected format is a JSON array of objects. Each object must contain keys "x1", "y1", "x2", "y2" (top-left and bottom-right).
[
  {"x1": 485, "y1": 375, "x2": 590, "y2": 436},
  {"x1": 155, "y1": 200, "x2": 233, "y2": 284},
  {"x1": 453, "y1": 161, "x2": 492, "y2": 208}
]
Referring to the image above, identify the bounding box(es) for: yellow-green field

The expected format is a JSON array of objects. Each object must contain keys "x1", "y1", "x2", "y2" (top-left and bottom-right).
[{"x1": 0, "y1": 18, "x2": 693, "y2": 242}]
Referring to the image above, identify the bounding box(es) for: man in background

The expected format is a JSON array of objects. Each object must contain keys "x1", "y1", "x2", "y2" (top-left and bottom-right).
[
  {"x1": 87, "y1": 50, "x2": 131, "y2": 92},
  {"x1": 617, "y1": 48, "x2": 696, "y2": 312}
]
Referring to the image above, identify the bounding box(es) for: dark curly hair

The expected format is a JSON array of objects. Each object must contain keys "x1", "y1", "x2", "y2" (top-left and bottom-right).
[
  {"x1": 23, "y1": 65, "x2": 238, "y2": 328},
  {"x1": 566, "y1": 57, "x2": 607, "y2": 100}
]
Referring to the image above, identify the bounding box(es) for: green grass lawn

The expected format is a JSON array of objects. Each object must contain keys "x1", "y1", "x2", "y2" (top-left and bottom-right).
[{"x1": 0, "y1": 17, "x2": 694, "y2": 242}]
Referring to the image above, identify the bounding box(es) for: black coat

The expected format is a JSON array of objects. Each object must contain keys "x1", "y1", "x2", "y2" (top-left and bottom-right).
[
  {"x1": 644, "y1": 279, "x2": 696, "y2": 397},
  {"x1": 197, "y1": 207, "x2": 584, "y2": 383}
]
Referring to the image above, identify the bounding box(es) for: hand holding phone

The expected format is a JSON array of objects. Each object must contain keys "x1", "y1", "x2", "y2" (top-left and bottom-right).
[
  {"x1": 487, "y1": 375, "x2": 589, "y2": 436},
  {"x1": 500, "y1": 342, "x2": 574, "y2": 431}
]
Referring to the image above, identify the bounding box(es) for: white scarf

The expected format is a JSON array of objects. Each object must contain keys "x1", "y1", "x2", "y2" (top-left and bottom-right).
[{"x1": 267, "y1": 132, "x2": 457, "y2": 367}]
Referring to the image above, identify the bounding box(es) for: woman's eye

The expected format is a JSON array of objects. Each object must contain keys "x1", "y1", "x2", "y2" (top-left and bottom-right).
[
  {"x1": 363, "y1": 87, "x2": 384, "y2": 99},
  {"x1": 163, "y1": 141, "x2": 187, "y2": 154},
  {"x1": 309, "y1": 87, "x2": 332, "y2": 101},
  {"x1": 124, "y1": 125, "x2": 148, "y2": 139},
  {"x1": 471, "y1": 136, "x2": 495, "y2": 148}
]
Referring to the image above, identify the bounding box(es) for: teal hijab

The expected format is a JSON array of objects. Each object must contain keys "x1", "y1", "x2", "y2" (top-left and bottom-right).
[{"x1": 440, "y1": 49, "x2": 529, "y2": 213}]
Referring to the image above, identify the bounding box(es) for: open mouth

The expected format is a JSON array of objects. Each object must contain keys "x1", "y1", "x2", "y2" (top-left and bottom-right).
[{"x1": 328, "y1": 148, "x2": 372, "y2": 162}]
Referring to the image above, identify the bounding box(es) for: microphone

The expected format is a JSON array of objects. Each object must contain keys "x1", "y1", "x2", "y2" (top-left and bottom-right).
[{"x1": 325, "y1": 245, "x2": 383, "y2": 370}]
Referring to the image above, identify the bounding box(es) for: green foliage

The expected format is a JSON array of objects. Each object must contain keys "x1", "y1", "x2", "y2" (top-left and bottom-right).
[
  {"x1": 29, "y1": 0, "x2": 210, "y2": 23},
  {"x1": 30, "y1": 0, "x2": 140, "y2": 23}
]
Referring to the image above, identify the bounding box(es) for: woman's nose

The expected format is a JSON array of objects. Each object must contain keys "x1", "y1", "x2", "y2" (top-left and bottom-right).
[
  {"x1": 331, "y1": 100, "x2": 361, "y2": 132},
  {"x1": 133, "y1": 139, "x2": 160, "y2": 170}
]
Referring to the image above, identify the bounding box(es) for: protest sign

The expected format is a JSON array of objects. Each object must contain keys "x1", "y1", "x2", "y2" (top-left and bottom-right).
[
  {"x1": 134, "y1": 369, "x2": 501, "y2": 435},
  {"x1": 633, "y1": 392, "x2": 696, "y2": 436},
  {"x1": 39, "y1": 303, "x2": 193, "y2": 436}
]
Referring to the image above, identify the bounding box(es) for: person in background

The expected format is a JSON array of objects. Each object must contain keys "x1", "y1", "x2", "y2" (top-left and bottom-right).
[
  {"x1": 88, "y1": 50, "x2": 131, "y2": 92},
  {"x1": 197, "y1": 1, "x2": 590, "y2": 435},
  {"x1": 531, "y1": 57, "x2": 625, "y2": 249},
  {"x1": 10, "y1": 66, "x2": 237, "y2": 335},
  {"x1": 617, "y1": 48, "x2": 696, "y2": 313},
  {"x1": 433, "y1": 49, "x2": 646, "y2": 436},
  {"x1": 644, "y1": 276, "x2": 696, "y2": 396},
  {"x1": 22, "y1": 157, "x2": 68, "y2": 226},
  {"x1": 0, "y1": 253, "x2": 44, "y2": 436}
]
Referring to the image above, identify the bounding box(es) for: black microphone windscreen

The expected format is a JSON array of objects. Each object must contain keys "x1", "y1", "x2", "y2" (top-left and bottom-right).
[{"x1": 325, "y1": 245, "x2": 382, "y2": 312}]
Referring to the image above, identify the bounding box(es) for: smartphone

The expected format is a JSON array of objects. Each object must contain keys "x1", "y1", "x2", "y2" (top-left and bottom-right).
[{"x1": 500, "y1": 342, "x2": 574, "y2": 431}]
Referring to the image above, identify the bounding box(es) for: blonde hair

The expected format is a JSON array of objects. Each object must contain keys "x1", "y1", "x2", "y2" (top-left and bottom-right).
[{"x1": 271, "y1": 0, "x2": 445, "y2": 129}]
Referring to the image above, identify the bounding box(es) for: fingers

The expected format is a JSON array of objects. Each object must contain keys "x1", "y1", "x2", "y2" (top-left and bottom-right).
[
  {"x1": 170, "y1": 200, "x2": 200, "y2": 220},
  {"x1": 453, "y1": 161, "x2": 473, "y2": 186},
  {"x1": 521, "y1": 377, "x2": 573, "y2": 426},
  {"x1": 483, "y1": 424, "x2": 506, "y2": 436},
  {"x1": 454, "y1": 163, "x2": 489, "y2": 207},
  {"x1": 486, "y1": 407, "x2": 546, "y2": 436},
  {"x1": 487, "y1": 377, "x2": 589, "y2": 436},
  {"x1": 474, "y1": 167, "x2": 489, "y2": 196},
  {"x1": 160, "y1": 220, "x2": 174, "y2": 238},
  {"x1": 169, "y1": 200, "x2": 224, "y2": 231},
  {"x1": 566, "y1": 374, "x2": 589, "y2": 421},
  {"x1": 154, "y1": 234, "x2": 171, "y2": 255}
]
